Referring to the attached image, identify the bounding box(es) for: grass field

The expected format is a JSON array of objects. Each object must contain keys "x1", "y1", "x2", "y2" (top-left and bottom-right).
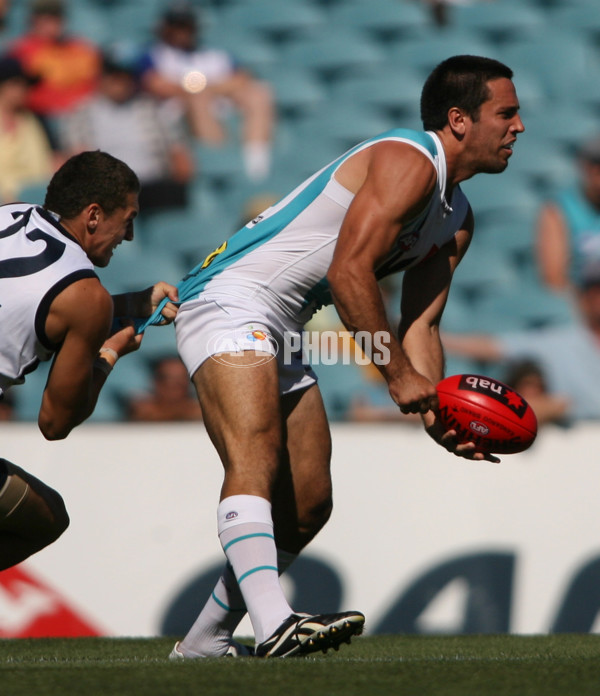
[{"x1": 2, "y1": 635, "x2": 600, "y2": 696}]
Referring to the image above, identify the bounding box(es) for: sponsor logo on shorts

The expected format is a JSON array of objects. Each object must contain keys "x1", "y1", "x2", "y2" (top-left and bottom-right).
[{"x1": 208, "y1": 326, "x2": 279, "y2": 367}]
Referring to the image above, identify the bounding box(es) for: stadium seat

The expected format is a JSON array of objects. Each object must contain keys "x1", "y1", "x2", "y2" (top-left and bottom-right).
[
  {"x1": 450, "y1": 242, "x2": 517, "y2": 303},
  {"x1": 498, "y1": 30, "x2": 595, "y2": 100},
  {"x1": 192, "y1": 142, "x2": 246, "y2": 191},
  {"x1": 326, "y1": 0, "x2": 431, "y2": 43},
  {"x1": 293, "y1": 103, "x2": 393, "y2": 153},
  {"x1": 451, "y1": 2, "x2": 547, "y2": 45},
  {"x1": 547, "y1": 6, "x2": 600, "y2": 37},
  {"x1": 14, "y1": 181, "x2": 49, "y2": 206},
  {"x1": 135, "y1": 322, "x2": 178, "y2": 361},
  {"x1": 94, "y1": 245, "x2": 187, "y2": 295},
  {"x1": 143, "y1": 187, "x2": 241, "y2": 265},
  {"x1": 259, "y1": 65, "x2": 327, "y2": 119},
  {"x1": 68, "y1": 3, "x2": 113, "y2": 46},
  {"x1": 281, "y1": 28, "x2": 387, "y2": 82},
  {"x1": 331, "y1": 67, "x2": 424, "y2": 125},
  {"x1": 460, "y1": 174, "x2": 541, "y2": 228},
  {"x1": 520, "y1": 105, "x2": 600, "y2": 155},
  {"x1": 471, "y1": 279, "x2": 576, "y2": 333},
  {"x1": 219, "y1": 2, "x2": 325, "y2": 45},
  {"x1": 200, "y1": 23, "x2": 279, "y2": 75},
  {"x1": 386, "y1": 31, "x2": 493, "y2": 80},
  {"x1": 506, "y1": 138, "x2": 575, "y2": 194},
  {"x1": 12, "y1": 361, "x2": 124, "y2": 422}
]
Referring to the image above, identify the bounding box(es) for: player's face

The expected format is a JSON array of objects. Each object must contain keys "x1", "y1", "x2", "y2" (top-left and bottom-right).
[
  {"x1": 92, "y1": 192, "x2": 139, "y2": 267},
  {"x1": 466, "y1": 78, "x2": 524, "y2": 174}
]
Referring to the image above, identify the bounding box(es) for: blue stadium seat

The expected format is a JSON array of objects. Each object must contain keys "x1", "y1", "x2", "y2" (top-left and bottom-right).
[
  {"x1": 68, "y1": 3, "x2": 113, "y2": 45},
  {"x1": 520, "y1": 105, "x2": 600, "y2": 155},
  {"x1": 327, "y1": 0, "x2": 431, "y2": 43},
  {"x1": 142, "y1": 186, "x2": 240, "y2": 265},
  {"x1": 94, "y1": 244, "x2": 187, "y2": 294},
  {"x1": 498, "y1": 30, "x2": 594, "y2": 100},
  {"x1": 547, "y1": 5, "x2": 600, "y2": 37},
  {"x1": 136, "y1": 322, "x2": 178, "y2": 361},
  {"x1": 451, "y1": 2, "x2": 547, "y2": 45},
  {"x1": 471, "y1": 280, "x2": 575, "y2": 333},
  {"x1": 460, "y1": 174, "x2": 541, "y2": 228},
  {"x1": 219, "y1": 2, "x2": 325, "y2": 45},
  {"x1": 259, "y1": 65, "x2": 327, "y2": 119},
  {"x1": 331, "y1": 67, "x2": 424, "y2": 126},
  {"x1": 14, "y1": 181, "x2": 49, "y2": 206},
  {"x1": 386, "y1": 31, "x2": 493, "y2": 79},
  {"x1": 281, "y1": 28, "x2": 387, "y2": 82},
  {"x1": 506, "y1": 138, "x2": 575, "y2": 194},
  {"x1": 293, "y1": 103, "x2": 393, "y2": 152},
  {"x1": 201, "y1": 24, "x2": 279, "y2": 75},
  {"x1": 12, "y1": 361, "x2": 124, "y2": 423}
]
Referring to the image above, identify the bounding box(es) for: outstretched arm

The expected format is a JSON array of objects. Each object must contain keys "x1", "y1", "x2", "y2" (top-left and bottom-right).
[{"x1": 39, "y1": 278, "x2": 145, "y2": 440}]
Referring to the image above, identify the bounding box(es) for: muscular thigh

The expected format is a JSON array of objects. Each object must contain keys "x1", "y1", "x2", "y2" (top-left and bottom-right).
[{"x1": 192, "y1": 351, "x2": 283, "y2": 499}]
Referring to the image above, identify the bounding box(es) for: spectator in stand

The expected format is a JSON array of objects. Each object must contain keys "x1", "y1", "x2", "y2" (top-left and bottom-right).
[
  {"x1": 139, "y1": 3, "x2": 275, "y2": 181},
  {"x1": 501, "y1": 358, "x2": 569, "y2": 428},
  {"x1": 9, "y1": 0, "x2": 101, "y2": 148},
  {"x1": 0, "y1": 0, "x2": 11, "y2": 52},
  {"x1": 60, "y1": 46, "x2": 194, "y2": 215},
  {"x1": 442, "y1": 259, "x2": 600, "y2": 424},
  {"x1": 126, "y1": 354, "x2": 203, "y2": 422},
  {"x1": 0, "y1": 54, "x2": 54, "y2": 204},
  {"x1": 536, "y1": 135, "x2": 600, "y2": 294}
]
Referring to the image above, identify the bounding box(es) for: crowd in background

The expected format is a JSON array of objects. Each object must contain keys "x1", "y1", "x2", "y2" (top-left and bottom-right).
[{"x1": 1, "y1": 0, "x2": 600, "y2": 428}]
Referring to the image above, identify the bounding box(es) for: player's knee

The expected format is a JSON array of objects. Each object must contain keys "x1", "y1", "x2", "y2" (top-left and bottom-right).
[
  {"x1": 299, "y1": 495, "x2": 333, "y2": 539},
  {"x1": 41, "y1": 487, "x2": 70, "y2": 543},
  {"x1": 0, "y1": 461, "x2": 70, "y2": 545}
]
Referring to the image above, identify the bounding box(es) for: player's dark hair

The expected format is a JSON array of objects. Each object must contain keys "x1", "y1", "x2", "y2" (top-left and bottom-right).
[
  {"x1": 420, "y1": 55, "x2": 514, "y2": 132},
  {"x1": 44, "y1": 150, "x2": 140, "y2": 219}
]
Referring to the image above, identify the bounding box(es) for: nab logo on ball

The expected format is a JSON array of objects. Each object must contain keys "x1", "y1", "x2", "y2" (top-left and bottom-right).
[
  {"x1": 436, "y1": 374, "x2": 538, "y2": 455},
  {"x1": 458, "y1": 375, "x2": 529, "y2": 419}
]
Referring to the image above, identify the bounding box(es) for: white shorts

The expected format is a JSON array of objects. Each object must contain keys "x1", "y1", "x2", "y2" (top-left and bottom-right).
[{"x1": 175, "y1": 295, "x2": 318, "y2": 396}]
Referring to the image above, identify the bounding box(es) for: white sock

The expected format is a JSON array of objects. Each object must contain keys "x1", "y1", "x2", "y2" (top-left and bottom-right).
[
  {"x1": 243, "y1": 142, "x2": 271, "y2": 181},
  {"x1": 217, "y1": 494, "x2": 293, "y2": 644},
  {"x1": 178, "y1": 548, "x2": 298, "y2": 657}
]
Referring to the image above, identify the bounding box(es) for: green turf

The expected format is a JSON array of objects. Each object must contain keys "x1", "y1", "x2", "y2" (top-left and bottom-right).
[{"x1": 1, "y1": 635, "x2": 600, "y2": 696}]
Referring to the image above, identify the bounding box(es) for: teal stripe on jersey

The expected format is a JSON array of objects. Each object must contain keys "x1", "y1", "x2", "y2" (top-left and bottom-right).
[
  {"x1": 222, "y1": 532, "x2": 275, "y2": 552},
  {"x1": 136, "y1": 128, "x2": 437, "y2": 332},
  {"x1": 238, "y1": 565, "x2": 278, "y2": 584}
]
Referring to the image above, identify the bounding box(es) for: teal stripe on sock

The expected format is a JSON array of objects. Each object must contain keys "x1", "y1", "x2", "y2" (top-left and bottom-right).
[
  {"x1": 212, "y1": 591, "x2": 245, "y2": 614},
  {"x1": 223, "y1": 532, "x2": 274, "y2": 552},
  {"x1": 238, "y1": 565, "x2": 278, "y2": 584},
  {"x1": 212, "y1": 591, "x2": 231, "y2": 612}
]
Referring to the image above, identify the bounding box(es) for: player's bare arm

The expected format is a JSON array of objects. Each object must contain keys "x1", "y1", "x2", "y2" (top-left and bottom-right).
[
  {"x1": 39, "y1": 278, "x2": 141, "y2": 440},
  {"x1": 399, "y1": 213, "x2": 498, "y2": 462},
  {"x1": 328, "y1": 141, "x2": 439, "y2": 412}
]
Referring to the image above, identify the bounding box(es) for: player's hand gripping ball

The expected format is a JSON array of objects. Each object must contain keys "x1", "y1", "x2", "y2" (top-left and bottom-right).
[{"x1": 436, "y1": 374, "x2": 538, "y2": 454}]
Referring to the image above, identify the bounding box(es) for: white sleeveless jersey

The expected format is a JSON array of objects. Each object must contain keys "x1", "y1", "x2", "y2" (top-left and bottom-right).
[
  {"x1": 138, "y1": 128, "x2": 471, "y2": 331},
  {"x1": 0, "y1": 204, "x2": 96, "y2": 395}
]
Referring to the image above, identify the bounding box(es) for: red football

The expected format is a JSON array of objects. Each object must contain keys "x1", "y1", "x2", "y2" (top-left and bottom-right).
[{"x1": 436, "y1": 374, "x2": 538, "y2": 454}]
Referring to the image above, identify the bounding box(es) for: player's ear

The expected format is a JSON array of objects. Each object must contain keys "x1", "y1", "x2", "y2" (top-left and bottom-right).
[
  {"x1": 86, "y1": 204, "x2": 101, "y2": 232},
  {"x1": 447, "y1": 107, "x2": 467, "y2": 137}
]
